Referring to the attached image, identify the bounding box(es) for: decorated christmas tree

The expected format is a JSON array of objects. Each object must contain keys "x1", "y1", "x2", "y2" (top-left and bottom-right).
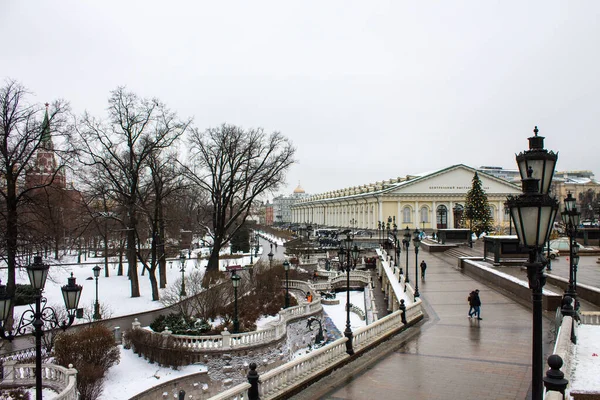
[{"x1": 464, "y1": 172, "x2": 494, "y2": 237}]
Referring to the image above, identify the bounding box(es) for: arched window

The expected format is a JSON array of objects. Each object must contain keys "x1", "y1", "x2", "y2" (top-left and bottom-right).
[
  {"x1": 436, "y1": 205, "x2": 448, "y2": 229},
  {"x1": 420, "y1": 207, "x2": 429, "y2": 223},
  {"x1": 403, "y1": 206, "x2": 412, "y2": 223}
]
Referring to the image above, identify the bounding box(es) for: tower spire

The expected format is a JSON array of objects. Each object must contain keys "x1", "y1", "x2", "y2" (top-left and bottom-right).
[{"x1": 40, "y1": 103, "x2": 53, "y2": 150}]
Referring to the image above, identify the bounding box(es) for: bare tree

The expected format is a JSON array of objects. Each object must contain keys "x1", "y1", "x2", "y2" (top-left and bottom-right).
[
  {"x1": 0, "y1": 79, "x2": 71, "y2": 314},
  {"x1": 182, "y1": 124, "x2": 295, "y2": 278},
  {"x1": 137, "y1": 149, "x2": 185, "y2": 300},
  {"x1": 74, "y1": 87, "x2": 190, "y2": 297}
]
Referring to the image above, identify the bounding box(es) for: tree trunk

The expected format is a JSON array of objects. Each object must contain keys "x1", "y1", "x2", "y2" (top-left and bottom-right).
[
  {"x1": 104, "y1": 234, "x2": 110, "y2": 277},
  {"x1": 158, "y1": 202, "x2": 167, "y2": 288},
  {"x1": 149, "y1": 267, "x2": 159, "y2": 301},
  {"x1": 127, "y1": 206, "x2": 140, "y2": 297}
]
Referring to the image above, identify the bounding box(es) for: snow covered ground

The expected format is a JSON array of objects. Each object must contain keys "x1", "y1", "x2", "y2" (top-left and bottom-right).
[{"x1": 0, "y1": 236, "x2": 371, "y2": 399}]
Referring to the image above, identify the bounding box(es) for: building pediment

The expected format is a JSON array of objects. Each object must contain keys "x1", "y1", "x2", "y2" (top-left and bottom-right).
[{"x1": 384, "y1": 165, "x2": 521, "y2": 196}]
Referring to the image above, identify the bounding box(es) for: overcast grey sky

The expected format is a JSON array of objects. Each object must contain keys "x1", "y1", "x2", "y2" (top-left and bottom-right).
[{"x1": 2, "y1": 1, "x2": 599, "y2": 196}]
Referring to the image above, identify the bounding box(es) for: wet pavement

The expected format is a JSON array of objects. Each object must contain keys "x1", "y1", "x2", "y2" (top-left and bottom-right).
[{"x1": 291, "y1": 244, "x2": 563, "y2": 400}]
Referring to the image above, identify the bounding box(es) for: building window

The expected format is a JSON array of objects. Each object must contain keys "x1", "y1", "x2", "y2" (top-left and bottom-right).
[
  {"x1": 403, "y1": 206, "x2": 412, "y2": 223},
  {"x1": 420, "y1": 207, "x2": 429, "y2": 223}
]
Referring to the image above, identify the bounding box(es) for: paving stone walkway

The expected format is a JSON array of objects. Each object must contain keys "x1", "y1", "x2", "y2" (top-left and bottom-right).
[{"x1": 291, "y1": 245, "x2": 559, "y2": 400}]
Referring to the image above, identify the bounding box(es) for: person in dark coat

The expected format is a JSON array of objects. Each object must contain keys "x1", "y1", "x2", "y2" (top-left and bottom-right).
[
  {"x1": 469, "y1": 289, "x2": 482, "y2": 320},
  {"x1": 420, "y1": 260, "x2": 427, "y2": 279}
]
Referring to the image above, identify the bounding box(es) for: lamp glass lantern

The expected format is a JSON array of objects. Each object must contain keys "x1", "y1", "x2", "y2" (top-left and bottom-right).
[
  {"x1": 351, "y1": 245, "x2": 359, "y2": 264},
  {"x1": 564, "y1": 192, "x2": 576, "y2": 212},
  {"x1": 93, "y1": 265, "x2": 101, "y2": 278},
  {"x1": 0, "y1": 284, "x2": 12, "y2": 324},
  {"x1": 515, "y1": 126, "x2": 558, "y2": 195},
  {"x1": 231, "y1": 273, "x2": 241, "y2": 288},
  {"x1": 283, "y1": 260, "x2": 290, "y2": 271},
  {"x1": 338, "y1": 247, "x2": 346, "y2": 266},
  {"x1": 509, "y1": 196, "x2": 558, "y2": 249},
  {"x1": 61, "y1": 273, "x2": 83, "y2": 311},
  {"x1": 27, "y1": 256, "x2": 50, "y2": 291}
]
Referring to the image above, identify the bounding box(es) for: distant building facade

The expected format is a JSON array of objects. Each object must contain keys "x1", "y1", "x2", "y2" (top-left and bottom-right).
[
  {"x1": 552, "y1": 171, "x2": 600, "y2": 221},
  {"x1": 265, "y1": 201, "x2": 274, "y2": 226},
  {"x1": 291, "y1": 165, "x2": 522, "y2": 231},
  {"x1": 477, "y1": 166, "x2": 520, "y2": 183},
  {"x1": 273, "y1": 183, "x2": 309, "y2": 224}
]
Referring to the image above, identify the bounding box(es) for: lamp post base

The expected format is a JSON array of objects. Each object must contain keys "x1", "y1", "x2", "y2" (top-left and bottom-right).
[
  {"x1": 93, "y1": 302, "x2": 102, "y2": 320},
  {"x1": 344, "y1": 328, "x2": 354, "y2": 355}
]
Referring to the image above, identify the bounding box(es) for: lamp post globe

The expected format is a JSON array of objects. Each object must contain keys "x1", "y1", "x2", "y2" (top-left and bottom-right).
[
  {"x1": 413, "y1": 229, "x2": 421, "y2": 300},
  {"x1": 92, "y1": 265, "x2": 102, "y2": 320},
  {"x1": 506, "y1": 126, "x2": 559, "y2": 400},
  {"x1": 403, "y1": 227, "x2": 411, "y2": 284},
  {"x1": 337, "y1": 233, "x2": 357, "y2": 355},
  {"x1": 268, "y1": 251, "x2": 274, "y2": 268},
  {"x1": 283, "y1": 260, "x2": 290, "y2": 308},
  {"x1": 179, "y1": 253, "x2": 187, "y2": 297},
  {"x1": 231, "y1": 273, "x2": 241, "y2": 333}
]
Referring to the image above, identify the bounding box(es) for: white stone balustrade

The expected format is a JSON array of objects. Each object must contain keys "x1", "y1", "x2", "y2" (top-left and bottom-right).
[{"x1": 1, "y1": 360, "x2": 78, "y2": 400}]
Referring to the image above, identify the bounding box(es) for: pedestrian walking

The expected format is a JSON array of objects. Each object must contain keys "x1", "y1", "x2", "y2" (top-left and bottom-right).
[
  {"x1": 468, "y1": 289, "x2": 482, "y2": 320},
  {"x1": 420, "y1": 260, "x2": 427, "y2": 279}
]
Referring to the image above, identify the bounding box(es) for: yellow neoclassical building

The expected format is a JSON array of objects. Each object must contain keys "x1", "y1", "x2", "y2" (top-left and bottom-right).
[{"x1": 291, "y1": 164, "x2": 522, "y2": 230}]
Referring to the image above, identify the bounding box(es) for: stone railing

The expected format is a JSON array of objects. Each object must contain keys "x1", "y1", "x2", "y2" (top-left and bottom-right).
[
  {"x1": 579, "y1": 311, "x2": 600, "y2": 325},
  {"x1": 205, "y1": 250, "x2": 424, "y2": 400},
  {"x1": 132, "y1": 297, "x2": 322, "y2": 355},
  {"x1": 0, "y1": 360, "x2": 78, "y2": 400},
  {"x1": 543, "y1": 311, "x2": 600, "y2": 399},
  {"x1": 348, "y1": 303, "x2": 366, "y2": 320}
]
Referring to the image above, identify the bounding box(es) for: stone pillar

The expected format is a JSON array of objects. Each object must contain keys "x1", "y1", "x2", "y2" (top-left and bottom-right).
[
  {"x1": 2, "y1": 359, "x2": 17, "y2": 385},
  {"x1": 132, "y1": 318, "x2": 141, "y2": 330},
  {"x1": 221, "y1": 328, "x2": 231, "y2": 349},
  {"x1": 113, "y1": 326, "x2": 122, "y2": 344}
]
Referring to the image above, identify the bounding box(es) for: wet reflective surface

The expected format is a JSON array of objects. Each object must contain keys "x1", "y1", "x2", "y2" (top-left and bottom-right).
[{"x1": 292, "y1": 249, "x2": 557, "y2": 400}]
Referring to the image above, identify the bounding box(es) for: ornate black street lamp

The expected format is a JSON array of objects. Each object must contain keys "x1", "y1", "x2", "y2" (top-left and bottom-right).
[
  {"x1": 506, "y1": 126, "x2": 559, "y2": 400},
  {"x1": 377, "y1": 221, "x2": 382, "y2": 246},
  {"x1": 231, "y1": 273, "x2": 241, "y2": 333},
  {"x1": 392, "y1": 223, "x2": 398, "y2": 267},
  {"x1": 338, "y1": 234, "x2": 359, "y2": 355},
  {"x1": 0, "y1": 256, "x2": 82, "y2": 400},
  {"x1": 283, "y1": 260, "x2": 290, "y2": 308},
  {"x1": 92, "y1": 265, "x2": 102, "y2": 320},
  {"x1": 179, "y1": 253, "x2": 187, "y2": 296},
  {"x1": 403, "y1": 226, "x2": 411, "y2": 284},
  {"x1": 268, "y1": 246, "x2": 274, "y2": 268},
  {"x1": 413, "y1": 228, "x2": 421, "y2": 300},
  {"x1": 562, "y1": 192, "x2": 581, "y2": 309}
]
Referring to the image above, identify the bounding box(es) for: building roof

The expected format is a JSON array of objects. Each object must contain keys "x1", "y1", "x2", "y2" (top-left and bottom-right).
[{"x1": 293, "y1": 183, "x2": 305, "y2": 194}]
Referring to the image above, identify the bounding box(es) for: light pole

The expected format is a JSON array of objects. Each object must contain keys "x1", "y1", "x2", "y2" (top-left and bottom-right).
[
  {"x1": 283, "y1": 260, "x2": 290, "y2": 308},
  {"x1": 0, "y1": 256, "x2": 82, "y2": 400},
  {"x1": 413, "y1": 228, "x2": 421, "y2": 300},
  {"x1": 92, "y1": 265, "x2": 102, "y2": 320},
  {"x1": 250, "y1": 234, "x2": 254, "y2": 265},
  {"x1": 179, "y1": 253, "x2": 187, "y2": 296},
  {"x1": 403, "y1": 226, "x2": 411, "y2": 284},
  {"x1": 231, "y1": 273, "x2": 241, "y2": 333},
  {"x1": 268, "y1": 247, "x2": 274, "y2": 268},
  {"x1": 562, "y1": 192, "x2": 581, "y2": 309},
  {"x1": 337, "y1": 233, "x2": 359, "y2": 355},
  {"x1": 392, "y1": 224, "x2": 398, "y2": 267},
  {"x1": 506, "y1": 126, "x2": 558, "y2": 400}
]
